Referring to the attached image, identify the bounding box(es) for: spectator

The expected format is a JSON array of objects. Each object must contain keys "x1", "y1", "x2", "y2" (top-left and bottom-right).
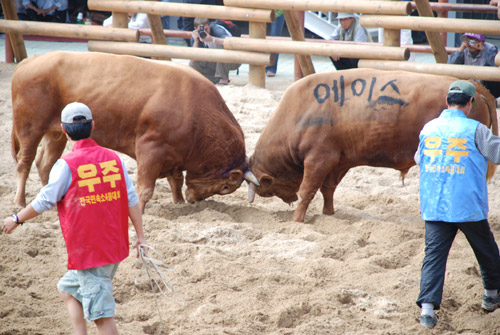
[
  {"x1": 181, "y1": 0, "x2": 217, "y2": 46},
  {"x1": 2, "y1": 102, "x2": 146, "y2": 335},
  {"x1": 160, "y1": 0, "x2": 170, "y2": 30},
  {"x1": 189, "y1": 17, "x2": 240, "y2": 85},
  {"x1": 266, "y1": 9, "x2": 285, "y2": 77},
  {"x1": 103, "y1": 13, "x2": 152, "y2": 43},
  {"x1": 415, "y1": 80, "x2": 500, "y2": 329},
  {"x1": 328, "y1": 12, "x2": 372, "y2": 70},
  {"x1": 448, "y1": 33, "x2": 500, "y2": 100},
  {"x1": 23, "y1": 0, "x2": 65, "y2": 22},
  {"x1": 15, "y1": 0, "x2": 28, "y2": 20}
]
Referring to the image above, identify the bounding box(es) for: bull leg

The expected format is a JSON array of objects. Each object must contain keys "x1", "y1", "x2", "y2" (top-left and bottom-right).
[
  {"x1": 320, "y1": 169, "x2": 348, "y2": 216},
  {"x1": 135, "y1": 141, "x2": 175, "y2": 213},
  {"x1": 167, "y1": 167, "x2": 185, "y2": 204},
  {"x1": 14, "y1": 132, "x2": 45, "y2": 207},
  {"x1": 136, "y1": 163, "x2": 161, "y2": 214},
  {"x1": 35, "y1": 132, "x2": 67, "y2": 185},
  {"x1": 293, "y1": 154, "x2": 340, "y2": 223}
]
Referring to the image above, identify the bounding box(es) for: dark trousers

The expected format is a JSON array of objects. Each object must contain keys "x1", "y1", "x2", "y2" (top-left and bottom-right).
[
  {"x1": 483, "y1": 80, "x2": 500, "y2": 99},
  {"x1": 329, "y1": 57, "x2": 359, "y2": 71},
  {"x1": 417, "y1": 220, "x2": 500, "y2": 310},
  {"x1": 26, "y1": 8, "x2": 66, "y2": 22}
]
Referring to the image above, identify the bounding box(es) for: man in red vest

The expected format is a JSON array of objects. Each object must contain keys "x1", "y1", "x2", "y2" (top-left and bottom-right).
[{"x1": 3, "y1": 102, "x2": 146, "y2": 335}]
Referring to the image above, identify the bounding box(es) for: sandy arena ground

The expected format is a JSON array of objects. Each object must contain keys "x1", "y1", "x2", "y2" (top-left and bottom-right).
[{"x1": 1, "y1": 59, "x2": 500, "y2": 335}]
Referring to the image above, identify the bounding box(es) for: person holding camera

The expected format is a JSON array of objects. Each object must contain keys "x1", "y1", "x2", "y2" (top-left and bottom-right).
[
  {"x1": 188, "y1": 17, "x2": 240, "y2": 86},
  {"x1": 448, "y1": 33, "x2": 500, "y2": 101}
]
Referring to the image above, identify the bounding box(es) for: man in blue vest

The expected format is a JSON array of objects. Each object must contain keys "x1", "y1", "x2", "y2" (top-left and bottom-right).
[{"x1": 415, "y1": 80, "x2": 500, "y2": 329}]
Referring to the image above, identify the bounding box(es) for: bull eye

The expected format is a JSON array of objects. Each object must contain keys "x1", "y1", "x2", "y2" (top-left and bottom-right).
[{"x1": 223, "y1": 185, "x2": 229, "y2": 191}]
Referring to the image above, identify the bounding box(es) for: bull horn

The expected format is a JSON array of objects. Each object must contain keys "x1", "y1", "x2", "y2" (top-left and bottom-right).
[
  {"x1": 248, "y1": 182, "x2": 256, "y2": 203},
  {"x1": 244, "y1": 170, "x2": 260, "y2": 186}
]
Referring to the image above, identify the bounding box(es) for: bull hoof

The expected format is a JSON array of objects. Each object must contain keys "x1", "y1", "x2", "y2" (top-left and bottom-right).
[
  {"x1": 323, "y1": 208, "x2": 335, "y2": 216},
  {"x1": 292, "y1": 212, "x2": 305, "y2": 223},
  {"x1": 173, "y1": 199, "x2": 186, "y2": 204}
]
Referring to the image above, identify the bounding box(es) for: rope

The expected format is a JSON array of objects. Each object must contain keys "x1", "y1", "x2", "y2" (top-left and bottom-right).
[{"x1": 135, "y1": 244, "x2": 185, "y2": 334}]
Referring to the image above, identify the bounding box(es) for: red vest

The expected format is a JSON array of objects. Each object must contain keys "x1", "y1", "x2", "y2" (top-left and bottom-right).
[{"x1": 58, "y1": 139, "x2": 129, "y2": 270}]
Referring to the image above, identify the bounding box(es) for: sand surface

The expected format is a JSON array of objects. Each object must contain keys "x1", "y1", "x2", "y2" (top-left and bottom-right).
[{"x1": 1, "y1": 60, "x2": 500, "y2": 335}]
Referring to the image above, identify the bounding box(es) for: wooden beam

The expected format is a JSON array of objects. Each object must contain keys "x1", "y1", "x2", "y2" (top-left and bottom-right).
[
  {"x1": 224, "y1": 0, "x2": 412, "y2": 15},
  {"x1": 0, "y1": 20, "x2": 138, "y2": 41},
  {"x1": 359, "y1": 15, "x2": 500, "y2": 35},
  {"x1": 88, "y1": 0, "x2": 274, "y2": 22},
  {"x1": 413, "y1": 0, "x2": 447, "y2": 63},
  {"x1": 223, "y1": 37, "x2": 409, "y2": 60},
  {"x1": 359, "y1": 59, "x2": 500, "y2": 82},
  {"x1": 88, "y1": 40, "x2": 272, "y2": 65}
]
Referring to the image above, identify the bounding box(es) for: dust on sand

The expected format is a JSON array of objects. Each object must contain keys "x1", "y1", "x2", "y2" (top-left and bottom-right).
[{"x1": 1, "y1": 61, "x2": 500, "y2": 335}]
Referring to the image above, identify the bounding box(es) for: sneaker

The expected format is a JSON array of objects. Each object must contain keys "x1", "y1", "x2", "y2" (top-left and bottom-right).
[
  {"x1": 482, "y1": 293, "x2": 500, "y2": 312},
  {"x1": 420, "y1": 314, "x2": 438, "y2": 329}
]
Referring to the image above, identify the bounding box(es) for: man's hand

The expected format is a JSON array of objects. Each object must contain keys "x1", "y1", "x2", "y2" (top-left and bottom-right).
[
  {"x1": 458, "y1": 40, "x2": 468, "y2": 53},
  {"x1": 135, "y1": 237, "x2": 147, "y2": 258},
  {"x1": 2, "y1": 216, "x2": 19, "y2": 234}
]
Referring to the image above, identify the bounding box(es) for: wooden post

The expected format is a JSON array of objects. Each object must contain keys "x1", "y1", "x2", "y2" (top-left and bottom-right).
[
  {"x1": 283, "y1": 10, "x2": 315, "y2": 79},
  {"x1": 293, "y1": 11, "x2": 304, "y2": 80},
  {"x1": 146, "y1": 12, "x2": 171, "y2": 61},
  {"x1": 437, "y1": 0, "x2": 448, "y2": 45},
  {"x1": 414, "y1": 0, "x2": 447, "y2": 63},
  {"x1": 5, "y1": 33, "x2": 14, "y2": 63},
  {"x1": 0, "y1": 0, "x2": 27, "y2": 62},
  {"x1": 383, "y1": 0, "x2": 401, "y2": 48},
  {"x1": 248, "y1": 21, "x2": 266, "y2": 87}
]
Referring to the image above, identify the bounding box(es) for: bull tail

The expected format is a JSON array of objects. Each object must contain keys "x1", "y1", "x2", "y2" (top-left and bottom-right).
[
  {"x1": 481, "y1": 92, "x2": 498, "y2": 181},
  {"x1": 399, "y1": 167, "x2": 410, "y2": 186},
  {"x1": 11, "y1": 126, "x2": 20, "y2": 163}
]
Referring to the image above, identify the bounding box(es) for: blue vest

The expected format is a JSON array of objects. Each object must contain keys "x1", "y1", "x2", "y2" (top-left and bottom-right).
[{"x1": 418, "y1": 109, "x2": 488, "y2": 222}]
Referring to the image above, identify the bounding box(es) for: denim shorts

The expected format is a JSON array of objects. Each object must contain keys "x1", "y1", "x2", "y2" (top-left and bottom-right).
[{"x1": 57, "y1": 263, "x2": 119, "y2": 321}]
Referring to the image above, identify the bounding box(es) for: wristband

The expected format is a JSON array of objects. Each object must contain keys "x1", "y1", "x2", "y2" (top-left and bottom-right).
[{"x1": 12, "y1": 213, "x2": 24, "y2": 225}]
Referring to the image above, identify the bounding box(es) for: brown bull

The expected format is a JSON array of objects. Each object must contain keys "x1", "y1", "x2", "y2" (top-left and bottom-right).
[
  {"x1": 11, "y1": 51, "x2": 256, "y2": 212},
  {"x1": 249, "y1": 69, "x2": 498, "y2": 222}
]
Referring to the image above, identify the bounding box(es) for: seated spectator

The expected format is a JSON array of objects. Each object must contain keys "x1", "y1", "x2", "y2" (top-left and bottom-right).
[
  {"x1": 103, "y1": 13, "x2": 152, "y2": 43},
  {"x1": 328, "y1": 12, "x2": 372, "y2": 70},
  {"x1": 22, "y1": 0, "x2": 66, "y2": 22},
  {"x1": 448, "y1": 33, "x2": 500, "y2": 100},
  {"x1": 188, "y1": 17, "x2": 240, "y2": 86}
]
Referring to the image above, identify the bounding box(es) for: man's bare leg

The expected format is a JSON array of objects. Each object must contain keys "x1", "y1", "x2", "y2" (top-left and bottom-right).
[{"x1": 59, "y1": 290, "x2": 87, "y2": 335}]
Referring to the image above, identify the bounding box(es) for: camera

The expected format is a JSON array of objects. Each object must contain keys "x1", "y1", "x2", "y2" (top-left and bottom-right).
[
  {"x1": 468, "y1": 39, "x2": 477, "y2": 46},
  {"x1": 198, "y1": 29, "x2": 207, "y2": 39}
]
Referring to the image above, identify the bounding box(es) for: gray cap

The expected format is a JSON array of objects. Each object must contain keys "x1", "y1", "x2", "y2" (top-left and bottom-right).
[
  {"x1": 61, "y1": 102, "x2": 93, "y2": 124},
  {"x1": 337, "y1": 12, "x2": 356, "y2": 20},
  {"x1": 448, "y1": 80, "x2": 476, "y2": 98}
]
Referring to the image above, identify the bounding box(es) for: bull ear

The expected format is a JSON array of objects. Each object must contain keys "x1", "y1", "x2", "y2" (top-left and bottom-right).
[
  {"x1": 260, "y1": 174, "x2": 273, "y2": 187},
  {"x1": 229, "y1": 169, "x2": 243, "y2": 181}
]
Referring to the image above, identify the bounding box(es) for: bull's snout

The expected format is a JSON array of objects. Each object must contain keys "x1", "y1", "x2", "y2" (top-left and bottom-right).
[{"x1": 185, "y1": 188, "x2": 201, "y2": 203}]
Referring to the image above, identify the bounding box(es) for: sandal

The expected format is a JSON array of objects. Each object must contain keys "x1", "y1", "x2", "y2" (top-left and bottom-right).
[
  {"x1": 216, "y1": 79, "x2": 230, "y2": 86},
  {"x1": 266, "y1": 72, "x2": 275, "y2": 77}
]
